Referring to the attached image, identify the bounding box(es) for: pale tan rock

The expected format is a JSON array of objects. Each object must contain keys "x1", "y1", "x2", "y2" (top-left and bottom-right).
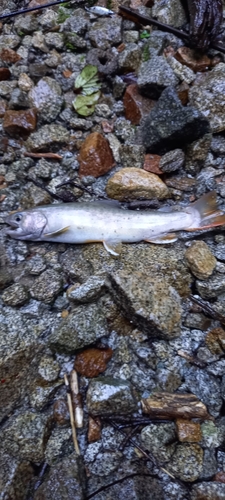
[
  {"x1": 18, "y1": 73, "x2": 34, "y2": 92},
  {"x1": 185, "y1": 241, "x2": 217, "y2": 280},
  {"x1": 106, "y1": 167, "x2": 169, "y2": 200}
]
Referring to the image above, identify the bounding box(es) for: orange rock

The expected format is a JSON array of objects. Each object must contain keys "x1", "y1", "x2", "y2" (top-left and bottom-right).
[
  {"x1": 0, "y1": 68, "x2": 11, "y2": 81},
  {"x1": 74, "y1": 347, "x2": 113, "y2": 378},
  {"x1": 88, "y1": 416, "x2": 102, "y2": 443},
  {"x1": 63, "y1": 69, "x2": 72, "y2": 78},
  {"x1": 176, "y1": 418, "x2": 202, "y2": 442},
  {"x1": 3, "y1": 109, "x2": 37, "y2": 138},
  {"x1": 214, "y1": 472, "x2": 225, "y2": 483},
  {"x1": 123, "y1": 84, "x2": 155, "y2": 125},
  {"x1": 143, "y1": 154, "x2": 162, "y2": 174},
  {"x1": 0, "y1": 100, "x2": 7, "y2": 118},
  {"x1": 205, "y1": 327, "x2": 225, "y2": 355},
  {"x1": 78, "y1": 132, "x2": 115, "y2": 177},
  {"x1": 175, "y1": 47, "x2": 211, "y2": 72},
  {"x1": 61, "y1": 310, "x2": 69, "y2": 319},
  {"x1": 0, "y1": 48, "x2": 21, "y2": 64}
]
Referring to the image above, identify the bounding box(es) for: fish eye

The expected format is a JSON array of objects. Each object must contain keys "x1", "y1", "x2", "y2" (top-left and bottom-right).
[{"x1": 14, "y1": 214, "x2": 22, "y2": 222}]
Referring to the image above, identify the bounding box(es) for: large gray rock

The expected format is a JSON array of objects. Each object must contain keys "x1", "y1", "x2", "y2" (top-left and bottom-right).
[
  {"x1": 89, "y1": 17, "x2": 122, "y2": 50},
  {"x1": 25, "y1": 124, "x2": 70, "y2": 151},
  {"x1": 138, "y1": 56, "x2": 179, "y2": 99},
  {"x1": 28, "y1": 77, "x2": 63, "y2": 123},
  {"x1": 141, "y1": 87, "x2": 210, "y2": 154},
  {"x1": 189, "y1": 63, "x2": 225, "y2": 133},
  {"x1": 183, "y1": 367, "x2": 222, "y2": 417},
  {"x1": 107, "y1": 270, "x2": 182, "y2": 339},
  {"x1": 34, "y1": 453, "x2": 85, "y2": 500},
  {"x1": 48, "y1": 302, "x2": 108, "y2": 353}
]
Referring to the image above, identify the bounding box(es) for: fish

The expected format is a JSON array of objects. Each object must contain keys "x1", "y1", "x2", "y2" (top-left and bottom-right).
[
  {"x1": 85, "y1": 6, "x2": 115, "y2": 16},
  {"x1": 5, "y1": 191, "x2": 225, "y2": 256}
]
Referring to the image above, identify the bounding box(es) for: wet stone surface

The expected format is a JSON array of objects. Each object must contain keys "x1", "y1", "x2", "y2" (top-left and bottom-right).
[{"x1": 1, "y1": 0, "x2": 225, "y2": 497}]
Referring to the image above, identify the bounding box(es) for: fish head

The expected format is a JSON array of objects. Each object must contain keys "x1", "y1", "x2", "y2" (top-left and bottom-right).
[{"x1": 5, "y1": 210, "x2": 47, "y2": 240}]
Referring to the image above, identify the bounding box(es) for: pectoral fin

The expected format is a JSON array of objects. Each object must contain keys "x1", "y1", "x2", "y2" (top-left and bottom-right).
[
  {"x1": 43, "y1": 226, "x2": 70, "y2": 238},
  {"x1": 103, "y1": 240, "x2": 122, "y2": 256},
  {"x1": 145, "y1": 233, "x2": 178, "y2": 244}
]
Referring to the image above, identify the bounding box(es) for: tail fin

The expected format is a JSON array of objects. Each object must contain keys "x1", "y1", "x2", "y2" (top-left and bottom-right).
[{"x1": 186, "y1": 191, "x2": 225, "y2": 231}]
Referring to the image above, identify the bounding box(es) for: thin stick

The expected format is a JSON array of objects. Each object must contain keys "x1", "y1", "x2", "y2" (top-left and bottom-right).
[
  {"x1": 64, "y1": 374, "x2": 80, "y2": 455},
  {"x1": 0, "y1": 0, "x2": 72, "y2": 20},
  {"x1": 24, "y1": 152, "x2": 63, "y2": 160},
  {"x1": 119, "y1": 6, "x2": 225, "y2": 55}
]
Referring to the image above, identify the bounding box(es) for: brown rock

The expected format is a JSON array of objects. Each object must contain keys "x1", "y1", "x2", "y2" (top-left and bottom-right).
[
  {"x1": 101, "y1": 120, "x2": 114, "y2": 133},
  {"x1": 88, "y1": 416, "x2": 102, "y2": 443},
  {"x1": 165, "y1": 177, "x2": 196, "y2": 191},
  {"x1": 53, "y1": 399, "x2": 70, "y2": 425},
  {"x1": 106, "y1": 167, "x2": 169, "y2": 200},
  {"x1": 214, "y1": 472, "x2": 225, "y2": 483},
  {"x1": 185, "y1": 241, "x2": 217, "y2": 280},
  {"x1": 143, "y1": 154, "x2": 163, "y2": 174},
  {"x1": 205, "y1": 327, "x2": 225, "y2": 355},
  {"x1": 0, "y1": 48, "x2": 21, "y2": 63},
  {"x1": 176, "y1": 418, "x2": 202, "y2": 443},
  {"x1": 78, "y1": 132, "x2": 115, "y2": 177},
  {"x1": 177, "y1": 81, "x2": 189, "y2": 105},
  {"x1": 74, "y1": 347, "x2": 113, "y2": 378},
  {"x1": 123, "y1": 84, "x2": 155, "y2": 125},
  {"x1": 3, "y1": 109, "x2": 37, "y2": 138},
  {"x1": 0, "y1": 100, "x2": 7, "y2": 118},
  {"x1": 142, "y1": 393, "x2": 211, "y2": 420},
  {"x1": 175, "y1": 47, "x2": 211, "y2": 72},
  {"x1": 0, "y1": 68, "x2": 11, "y2": 81}
]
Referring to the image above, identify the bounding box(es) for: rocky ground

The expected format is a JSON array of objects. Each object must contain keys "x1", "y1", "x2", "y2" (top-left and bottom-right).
[{"x1": 1, "y1": 0, "x2": 225, "y2": 498}]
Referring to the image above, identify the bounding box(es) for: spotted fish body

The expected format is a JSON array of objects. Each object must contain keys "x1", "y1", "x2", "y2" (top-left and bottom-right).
[{"x1": 5, "y1": 192, "x2": 225, "y2": 256}]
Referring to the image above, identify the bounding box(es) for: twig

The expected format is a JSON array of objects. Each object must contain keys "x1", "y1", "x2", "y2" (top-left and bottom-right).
[
  {"x1": 64, "y1": 374, "x2": 80, "y2": 455},
  {"x1": 24, "y1": 152, "x2": 63, "y2": 160},
  {"x1": 0, "y1": 0, "x2": 73, "y2": 20},
  {"x1": 118, "y1": 6, "x2": 225, "y2": 55},
  {"x1": 177, "y1": 349, "x2": 206, "y2": 368},
  {"x1": 70, "y1": 369, "x2": 83, "y2": 428},
  {"x1": 190, "y1": 295, "x2": 225, "y2": 325}
]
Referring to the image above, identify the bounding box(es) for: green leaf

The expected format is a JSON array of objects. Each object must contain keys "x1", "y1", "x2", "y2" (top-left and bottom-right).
[
  {"x1": 75, "y1": 65, "x2": 99, "y2": 90},
  {"x1": 73, "y1": 91, "x2": 100, "y2": 116},
  {"x1": 140, "y1": 30, "x2": 151, "y2": 39}
]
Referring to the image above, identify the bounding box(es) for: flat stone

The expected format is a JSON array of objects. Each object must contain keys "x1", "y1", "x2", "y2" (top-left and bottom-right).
[
  {"x1": 138, "y1": 56, "x2": 179, "y2": 99},
  {"x1": 123, "y1": 83, "x2": 155, "y2": 125},
  {"x1": 0, "y1": 411, "x2": 51, "y2": 462},
  {"x1": 167, "y1": 443, "x2": 203, "y2": 481},
  {"x1": 107, "y1": 270, "x2": 182, "y2": 339},
  {"x1": 30, "y1": 270, "x2": 63, "y2": 304},
  {"x1": 143, "y1": 154, "x2": 163, "y2": 174},
  {"x1": 86, "y1": 376, "x2": 137, "y2": 416},
  {"x1": 119, "y1": 144, "x2": 145, "y2": 169},
  {"x1": 141, "y1": 87, "x2": 210, "y2": 154},
  {"x1": 167, "y1": 55, "x2": 195, "y2": 84},
  {"x1": 189, "y1": 63, "x2": 225, "y2": 133},
  {"x1": 106, "y1": 167, "x2": 169, "y2": 200},
  {"x1": 196, "y1": 274, "x2": 225, "y2": 299},
  {"x1": 118, "y1": 43, "x2": 142, "y2": 73},
  {"x1": 3, "y1": 108, "x2": 37, "y2": 137},
  {"x1": 165, "y1": 176, "x2": 196, "y2": 191},
  {"x1": 159, "y1": 149, "x2": 185, "y2": 173},
  {"x1": 78, "y1": 132, "x2": 115, "y2": 178},
  {"x1": 25, "y1": 124, "x2": 70, "y2": 151},
  {"x1": 28, "y1": 77, "x2": 63, "y2": 123},
  {"x1": 176, "y1": 419, "x2": 202, "y2": 443},
  {"x1": 48, "y1": 303, "x2": 108, "y2": 353},
  {"x1": 89, "y1": 16, "x2": 122, "y2": 50},
  {"x1": 67, "y1": 276, "x2": 106, "y2": 303},
  {"x1": 0, "y1": 47, "x2": 21, "y2": 63},
  {"x1": 185, "y1": 241, "x2": 217, "y2": 280},
  {"x1": 1, "y1": 284, "x2": 29, "y2": 306},
  {"x1": 191, "y1": 482, "x2": 225, "y2": 500}
]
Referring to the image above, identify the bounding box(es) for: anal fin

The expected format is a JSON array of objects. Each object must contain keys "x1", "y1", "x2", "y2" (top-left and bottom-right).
[
  {"x1": 145, "y1": 233, "x2": 178, "y2": 244},
  {"x1": 103, "y1": 240, "x2": 122, "y2": 256},
  {"x1": 44, "y1": 225, "x2": 70, "y2": 238}
]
